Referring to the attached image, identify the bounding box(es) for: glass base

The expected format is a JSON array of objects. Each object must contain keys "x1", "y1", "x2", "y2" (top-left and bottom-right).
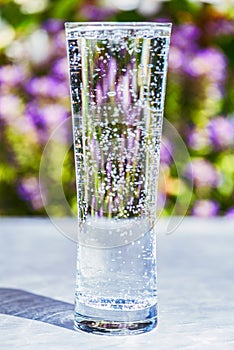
[{"x1": 74, "y1": 307, "x2": 157, "y2": 336}]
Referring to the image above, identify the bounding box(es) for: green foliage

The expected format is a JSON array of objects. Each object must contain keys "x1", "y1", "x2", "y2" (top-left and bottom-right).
[{"x1": 46, "y1": 0, "x2": 84, "y2": 19}]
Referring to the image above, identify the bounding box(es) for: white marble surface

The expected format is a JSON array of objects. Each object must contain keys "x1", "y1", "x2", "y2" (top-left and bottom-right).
[{"x1": 0, "y1": 217, "x2": 233, "y2": 349}]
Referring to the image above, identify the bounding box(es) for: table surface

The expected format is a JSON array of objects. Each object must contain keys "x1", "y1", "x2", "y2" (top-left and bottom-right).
[{"x1": 0, "y1": 217, "x2": 233, "y2": 350}]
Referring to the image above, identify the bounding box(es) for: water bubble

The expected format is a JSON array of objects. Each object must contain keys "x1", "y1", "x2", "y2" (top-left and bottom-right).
[
  {"x1": 107, "y1": 91, "x2": 116, "y2": 97},
  {"x1": 149, "y1": 107, "x2": 158, "y2": 112}
]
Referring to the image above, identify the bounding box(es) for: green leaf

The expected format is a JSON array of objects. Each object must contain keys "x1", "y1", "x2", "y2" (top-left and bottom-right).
[
  {"x1": 218, "y1": 154, "x2": 234, "y2": 175},
  {"x1": 1, "y1": 2, "x2": 28, "y2": 27},
  {"x1": 48, "y1": 0, "x2": 83, "y2": 19}
]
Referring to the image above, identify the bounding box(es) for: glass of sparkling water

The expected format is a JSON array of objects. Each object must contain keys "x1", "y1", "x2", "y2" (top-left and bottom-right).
[{"x1": 65, "y1": 22, "x2": 172, "y2": 335}]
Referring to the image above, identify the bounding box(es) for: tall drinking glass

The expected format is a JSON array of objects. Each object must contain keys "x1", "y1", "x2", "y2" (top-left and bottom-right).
[{"x1": 65, "y1": 22, "x2": 172, "y2": 335}]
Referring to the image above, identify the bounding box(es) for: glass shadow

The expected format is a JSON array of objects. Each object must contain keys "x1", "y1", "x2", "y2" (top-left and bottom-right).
[{"x1": 0, "y1": 288, "x2": 74, "y2": 330}]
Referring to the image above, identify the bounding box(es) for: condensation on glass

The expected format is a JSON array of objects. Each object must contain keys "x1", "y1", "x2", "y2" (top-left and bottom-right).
[{"x1": 65, "y1": 22, "x2": 172, "y2": 335}]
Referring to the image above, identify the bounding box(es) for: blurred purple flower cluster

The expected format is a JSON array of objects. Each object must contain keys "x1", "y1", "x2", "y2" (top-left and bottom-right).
[
  {"x1": 188, "y1": 115, "x2": 234, "y2": 151},
  {"x1": 185, "y1": 115, "x2": 234, "y2": 217},
  {"x1": 208, "y1": 116, "x2": 234, "y2": 150},
  {"x1": 0, "y1": 20, "x2": 70, "y2": 147},
  {"x1": 206, "y1": 17, "x2": 234, "y2": 37},
  {"x1": 192, "y1": 199, "x2": 219, "y2": 217},
  {"x1": 18, "y1": 177, "x2": 43, "y2": 210},
  {"x1": 0, "y1": 2, "x2": 234, "y2": 217},
  {"x1": 169, "y1": 23, "x2": 226, "y2": 84},
  {"x1": 166, "y1": 19, "x2": 234, "y2": 216},
  {"x1": 185, "y1": 158, "x2": 219, "y2": 188},
  {"x1": 0, "y1": 19, "x2": 71, "y2": 212},
  {"x1": 79, "y1": 4, "x2": 117, "y2": 21},
  {"x1": 160, "y1": 137, "x2": 173, "y2": 165}
]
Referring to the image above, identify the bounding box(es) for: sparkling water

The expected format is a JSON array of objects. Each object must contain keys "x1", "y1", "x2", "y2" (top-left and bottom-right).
[{"x1": 65, "y1": 22, "x2": 171, "y2": 335}]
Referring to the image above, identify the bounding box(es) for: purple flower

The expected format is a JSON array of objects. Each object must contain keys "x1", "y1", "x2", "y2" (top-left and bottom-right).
[
  {"x1": 157, "y1": 191, "x2": 167, "y2": 212},
  {"x1": 26, "y1": 102, "x2": 43, "y2": 123},
  {"x1": 0, "y1": 65, "x2": 26, "y2": 87},
  {"x1": 52, "y1": 58, "x2": 69, "y2": 81},
  {"x1": 25, "y1": 102, "x2": 69, "y2": 143},
  {"x1": 26, "y1": 103, "x2": 68, "y2": 129},
  {"x1": 42, "y1": 19, "x2": 63, "y2": 34},
  {"x1": 171, "y1": 24, "x2": 200, "y2": 51},
  {"x1": 192, "y1": 200, "x2": 219, "y2": 217},
  {"x1": 0, "y1": 94, "x2": 38, "y2": 137},
  {"x1": 25, "y1": 102, "x2": 48, "y2": 143},
  {"x1": 90, "y1": 138, "x2": 101, "y2": 167},
  {"x1": 108, "y1": 58, "x2": 117, "y2": 88},
  {"x1": 106, "y1": 160, "x2": 112, "y2": 180},
  {"x1": 207, "y1": 116, "x2": 234, "y2": 150},
  {"x1": 206, "y1": 18, "x2": 234, "y2": 37},
  {"x1": 187, "y1": 128, "x2": 210, "y2": 150},
  {"x1": 96, "y1": 83, "x2": 103, "y2": 105},
  {"x1": 184, "y1": 48, "x2": 226, "y2": 82},
  {"x1": 26, "y1": 76, "x2": 69, "y2": 98},
  {"x1": 170, "y1": 24, "x2": 227, "y2": 83},
  {"x1": 18, "y1": 177, "x2": 44, "y2": 210},
  {"x1": 127, "y1": 132, "x2": 135, "y2": 151},
  {"x1": 41, "y1": 104, "x2": 68, "y2": 126},
  {"x1": 225, "y1": 207, "x2": 234, "y2": 218},
  {"x1": 116, "y1": 73, "x2": 131, "y2": 109},
  {"x1": 168, "y1": 46, "x2": 183, "y2": 71},
  {"x1": 0, "y1": 94, "x2": 22, "y2": 120},
  {"x1": 80, "y1": 5, "x2": 116, "y2": 21},
  {"x1": 94, "y1": 57, "x2": 119, "y2": 104},
  {"x1": 160, "y1": 137, "x2": 173, "y2": 165},
  {"x1": 53, "y1": 31, "x2": 67, "y2": 56},
  {"x1": 185, "y1": 158, "x2": 219, "y2": 188}
]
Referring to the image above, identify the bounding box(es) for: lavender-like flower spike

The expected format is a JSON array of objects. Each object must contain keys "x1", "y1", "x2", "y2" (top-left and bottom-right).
[
  {"x1": 192, "y1": 200, "x2": 220, "y2": 217},
  {"x1": 95, "y1": 83, "x2": 103, "y2": 105},
  {"x1": 160, "y1": 137, "x2": 173, "y2": 165},
  {"x1": 171, "y1": 24, "x2": 201, "y2": 50},
  {"x1": 18, "y1": 177, "x2": 44, "y2": 210},
  {"x1": 80, "y1": 4, "x2": 117, "y2": 21},
  {"x1": 26, "y1": 76, "x2": 68, "y2": 98},
  {"x1": 107, "y1": 57, "x2": 117, "y2": 91},
  {"x1": 184, "y1": 48, "x2": 226, "y2": 82},
  {"x1": 207, "y1": 116, "x2": 234, "y2": 150},
  {"x1": 0, "y1": 94, "x2": 23, "y2": 122},
  {"x1": 187, "y1": 127, "x2": 210, "y2": 151},
  {"x1": 52, "y1": 58, "x2": 69, "y2": 81},
  {"x1": 185, "y1": 158, "x2": 219, "y2": 188},
  {"x1": 225, "y1": 207, "x2": 234, "y2": 218},
  {"x1": 42, "y1": 19, "x2": 63, "y2": 34},
  {"x1": 0, "y1": 65, "x2": 26, "y2": 88}
]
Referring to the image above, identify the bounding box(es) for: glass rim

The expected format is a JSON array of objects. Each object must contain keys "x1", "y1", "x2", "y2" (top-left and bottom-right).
[{"x1": 65, "y1": 22, "x2": 172, "y2": 30}]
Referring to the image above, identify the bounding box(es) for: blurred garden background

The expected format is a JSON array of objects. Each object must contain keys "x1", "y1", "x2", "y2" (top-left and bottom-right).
[{"x1": 0, "y1": 0, "x2": 234, "y2": 217}]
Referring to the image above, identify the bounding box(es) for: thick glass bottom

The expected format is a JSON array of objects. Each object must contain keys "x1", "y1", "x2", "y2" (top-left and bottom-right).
[
  {"x1": 74, "y1": 304, "x2": 157, "y2": 336},
  {"x1": 74, "y1": 315, "x2": 157, "y2": 335}
]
